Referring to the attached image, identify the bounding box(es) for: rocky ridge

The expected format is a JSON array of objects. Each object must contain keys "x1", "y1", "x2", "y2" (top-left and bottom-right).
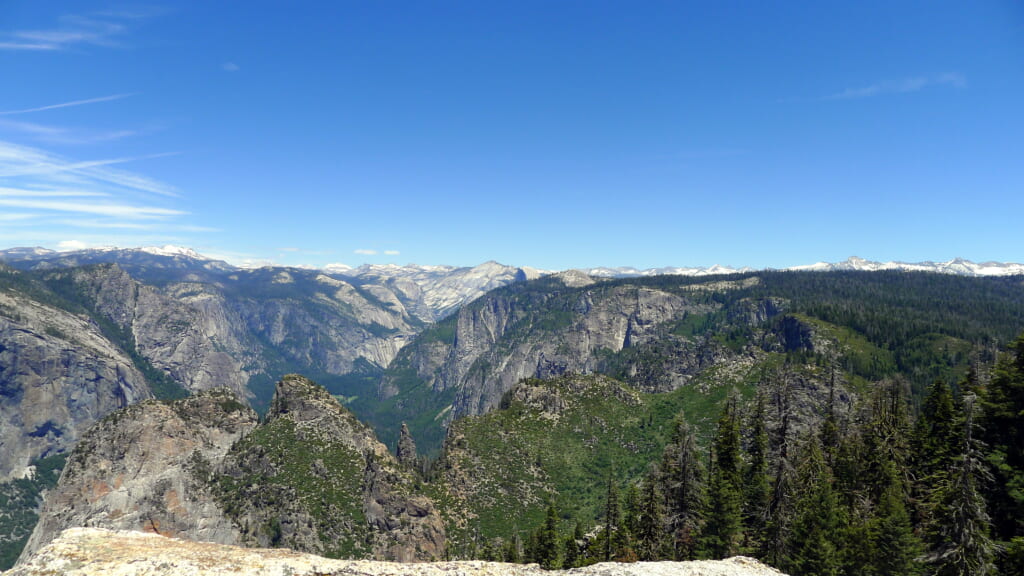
[
  {"x1": 20, "y1": 376, "x2": 445, "y2": 564},
  {"x1": 380, "y1": 276, "x2": 751, "y2": 432},
  {"x1": 214, "y1": 375, "x2": 445, "y2": 561},
  {"x1": 6, "y1": 527, "x2": 788, "y2": 576},
  {"x1": 18, "y1": 388, "x2": 259, "y2": 562}
]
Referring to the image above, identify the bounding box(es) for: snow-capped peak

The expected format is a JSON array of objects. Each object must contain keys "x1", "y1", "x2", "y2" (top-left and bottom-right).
[{"x1": 138, "y1": 245, "x2": 205, "y2": 259}]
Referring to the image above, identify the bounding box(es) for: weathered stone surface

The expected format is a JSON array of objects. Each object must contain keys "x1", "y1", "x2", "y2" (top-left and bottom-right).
[
  {"x1": 383, "y1": 281, "x2": 719, "y2": 422},
  {"x1": 18, "y1": 389, "x2": 258, "y2": 562},
  {"x1": 7, "y1": 527, "x2": 788, "y2": 576},
  {"x1": 396, "y1": 423, "x2": 418, "y2": 467},
  {"x1": 0, "y1": 288, "x2": 150, "y2": 480}
]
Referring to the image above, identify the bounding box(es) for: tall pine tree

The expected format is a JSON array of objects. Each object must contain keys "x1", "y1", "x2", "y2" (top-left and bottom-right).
[
  {"x1": 925, "y1": 394, "x2": 997, "y2": 576},
  {"x1": 785, "y1": 437, "x2": 842, "y2": 576},
  {"x1": 978, "y1": 332, "x2": 1024, "y2": 544},
  {"x1": 660, "y1": 412, "x2": 705, "y2": 560},
  {"x1": 637, "y1": 465, "x2": 666, "y2": 561},
  {"x1": 700, "y1": 400, "x2": 744, "y2": 559},
  {"x1": 743, "y1": 395, "x2": 771, "y2": 555}
]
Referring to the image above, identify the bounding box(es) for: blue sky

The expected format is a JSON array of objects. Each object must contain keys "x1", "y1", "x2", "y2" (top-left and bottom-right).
[{"x1": 1, "y1": 1, "x2": 1022, "y2": 270}]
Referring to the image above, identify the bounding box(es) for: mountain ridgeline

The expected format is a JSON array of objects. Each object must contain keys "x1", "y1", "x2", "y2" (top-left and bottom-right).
[
  {"x1": 3, "y1": 247, "x2": 1024, "y2": 573},
  {"x1": 376, "y1": 270, "x2": 1024, "y2": 452}
]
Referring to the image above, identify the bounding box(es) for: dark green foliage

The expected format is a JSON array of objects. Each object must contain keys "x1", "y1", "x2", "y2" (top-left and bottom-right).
[
  {"x1": 603, "y1": 473, "x2": 622, "y2": 562},
  {"x1": 871, "y1": 467, "x2": 923, "y2": 576},
  {"x1": 978, "y1": 332, "x2": 1024, "y2": 542},
  {"x1": 785, "y1": 439, "x2": 842, "y2": 576},
  {"x1": 925, "y1": 395, "x2": 998, "y2": 576},
  {"x1": 700, "y1": 400, "x2": 744, "y2": 558},
  {"x1": 636, "y1": 466, "x2": 665, "y2": 561},
  {"x1": 660, "y1": 412, "x2": 706, "y2": 560},
  {"x1": 742, "y1": 396, "x2": 771, "y2": 554},
  {"x1": 1002, "y1": 537, "x2": 1024, "y2": 575},
  {"x1": 0, "y1": 454, "x2": 67, "y2": 570},
  {"x1": 535, "y1": 502, "x2": 562, "y2": 569},
  {"x1": 563, "y1": 522, "x2": 583, "y2": 568}
]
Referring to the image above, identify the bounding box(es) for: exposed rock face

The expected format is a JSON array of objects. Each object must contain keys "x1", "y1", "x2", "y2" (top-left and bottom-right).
[
  {"x1": 7, "y1": 527, "x2": 789, "y2": 576},
  {"x1": 51, "y1": 265, "x2": 253, "y2": 398},
  {"x1": 0, "y1": 285, "x2": 150, "y2": 480},
  {"x1": 215, "y1": 375, "x2": 445, "y2": 561},
  {"x1": 18, "y1": 389, "x2": 258, "y2": 562},
  {"x1": 396, "y1": 423, "x2": 418, "y2": 467},
  {"x1": 382, "y1": 278, "x2": 723, "y2": 423},
  {"x1": 22, "y1": 377, "x2": 444, "y2": 564},
  {"x1": 349, "y1": 261, "x2": 543, "y2": 322}
]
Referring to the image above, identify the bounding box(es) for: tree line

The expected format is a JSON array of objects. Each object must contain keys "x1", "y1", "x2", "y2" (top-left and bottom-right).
[{"x1": 481, "y1": 332, "x2": 1024, "y2": 575}]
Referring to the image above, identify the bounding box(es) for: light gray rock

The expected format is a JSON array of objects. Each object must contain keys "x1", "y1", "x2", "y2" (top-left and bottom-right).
[
  {"x1": 0, "y1": 288, "x2": 150, "y2": 480},
  {"x1": 7, "y1": 527, "x2": 789, "y2": 576},
  {"x1": 18, "y1": 389, "x2": 258, "y2": 562}
]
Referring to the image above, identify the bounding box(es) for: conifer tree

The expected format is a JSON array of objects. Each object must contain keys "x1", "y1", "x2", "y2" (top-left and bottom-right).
[
  {"x1": 911, "y1": 380, "x2": 960, "y2": 528},
  {"x1": 637, "y1": 466, "x2": 666, "y2": 560},
  {"x1": 623, "y1": 482, "x2": 641, "y2": 549},
  {"x1": 925, "y1": 394, "x2": 997, "y2": 576},
  {"x1": 563, "y1": 522, "x2": 583, "y2": 568},
  {"x1": 764, "y1": 383, "x2": 795, "y2": 568},
  {"x1": 871, "y1": 461, "x2": 923, "y2": 576},
  {"x1": 700, "y1": 400, "x2": 744, "y2": 559},
  {"x1": 743, "y1": 396, "x2": 771, "y2": 554},
  {"x1": 786, "y1": 438, "x2": 842, "y2": 576},
  {"x1": 505, "y1": 531, "x2": 523, "y2": 563},
  {"x1": 604, "y1": 473, "x2": 622, "y2": 562},
  {"x1": 978, "y1": 332, "x2": 1024, "y2": 543},
  {"x1": 536, "y1": 502, "x2": 562, "y2": 569},
  {"x1": 660, "y1": 412, "x2": 705, "y2": 560}
]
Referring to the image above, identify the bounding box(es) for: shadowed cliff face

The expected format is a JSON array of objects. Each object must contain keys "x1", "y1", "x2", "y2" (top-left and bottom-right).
[{"x1": 0, "y1": 286, "x2": 151, "y2": 481}]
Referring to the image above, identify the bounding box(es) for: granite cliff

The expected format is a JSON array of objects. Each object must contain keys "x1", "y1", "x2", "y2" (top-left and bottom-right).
[
  {"x1": 20, "y1": 376, "x2": 444, "y2": 563},
  {"x1": 0, "y1": 268, "x2": 151, "y2": 481}
]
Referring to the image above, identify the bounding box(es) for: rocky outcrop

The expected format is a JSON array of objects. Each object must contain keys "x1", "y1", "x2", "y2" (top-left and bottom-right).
[
  {"x1": 52, "y1": 265, "x2": 253, "y2": 398},
  {"x1": 44, "y1": 263, "x2": 424, "y2": 403},
  {"x1": 213, "y1": 375, "x2": 445, "y2": 561},
  {"x1": 21, "y1": 376, "x2": 444, "y2": 564},
  {"x1": 350, "y1": 261, "x2": 544, "y2": 322},
  {"x1": 7, "y1": 527, "x2": 788, "y2": 576},
  {"x1": 396, "y1": 423, "x2": 418, "y2": 467},
  {"x1": 18, "y1": 389, "x2": 258, "y2": 562},
  {"x1": 382, "y1": 279, "x2": 722, "y2": 425},
  {"x1": 0, "y1": 286, "x2": 150, "y2": 480}
]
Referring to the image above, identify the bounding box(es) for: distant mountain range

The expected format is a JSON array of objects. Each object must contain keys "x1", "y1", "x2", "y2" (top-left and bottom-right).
[{"x1": 2, "y1": 245, "x2": 1022, "y2": 279}]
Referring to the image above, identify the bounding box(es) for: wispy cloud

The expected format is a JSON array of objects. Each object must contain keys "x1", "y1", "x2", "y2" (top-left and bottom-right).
[
  {"x1": 0, "y1": 118, "x2": 139, "y2": 146},
  {"x1": 222, "y1": 62, "x2": 240, "y2": 72},
  {"x1": 354, "y1": 249, "x2": 378, "y2": 255},
  {"x1": 823, "y1": 73, "x2": 967, "y2": 101},
  {"x1": 0, "y1": 93, "x2": 137, "y2": 116},
  {"x1": 0, "y1": 213, "x2": 37, "y2": 221},
  {"x1": 0, "y1": 143, "x2": 180, "y2": 197},
  {"x1": 0, "y1": 140, "x2": 191, "y2": 247},
  {"x1": 0, "y1": 197, "x2": 185, "y2": 218},
  {"x1": 0, "y1": 13, "x2": 133, "y2": 51},
  {"x1": 0, "y1": 186, "x2": 107, "y2": 197},
  {"x1": 384, "y1": 250, "x2": 400, "y2": 255}
]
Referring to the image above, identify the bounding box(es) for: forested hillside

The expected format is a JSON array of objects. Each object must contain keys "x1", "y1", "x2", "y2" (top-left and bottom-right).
[
  {"x1": 377, "y1": 271, "x2": 1024, "y2": 452},
  {"x1": 428, "y1": 335, "x2": 1024, "y2": 575}
]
